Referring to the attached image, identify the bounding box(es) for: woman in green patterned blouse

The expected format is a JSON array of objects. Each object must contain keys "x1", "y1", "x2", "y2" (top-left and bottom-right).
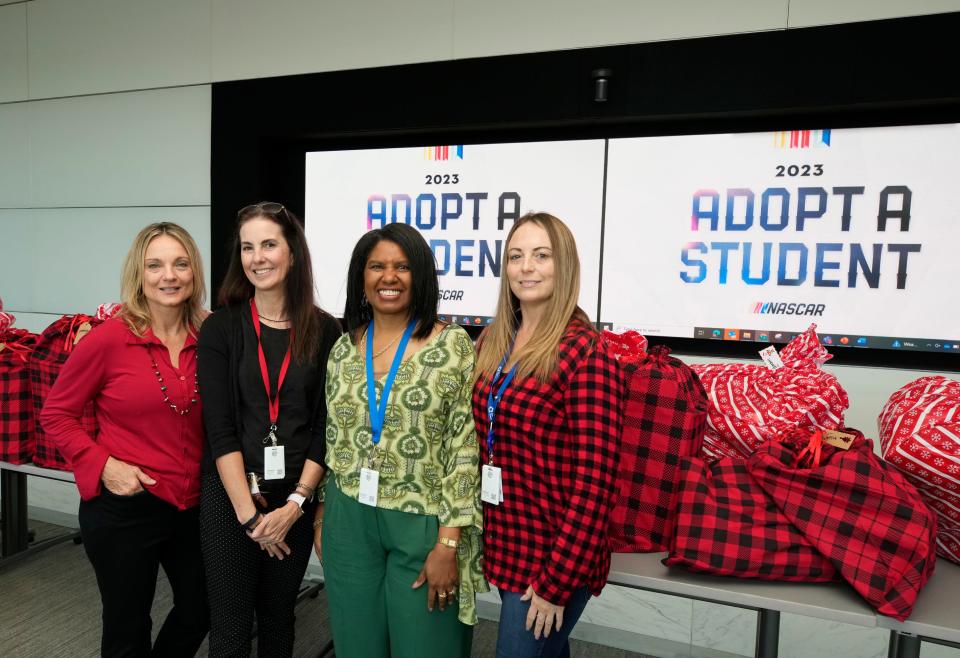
[{"x1": 317, "y1": 223, "x2": 486, "y2": 658}]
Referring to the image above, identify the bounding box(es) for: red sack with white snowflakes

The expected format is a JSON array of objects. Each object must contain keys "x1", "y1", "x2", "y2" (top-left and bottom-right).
[
  {"x1": 879, "y1": 376, "x2": 960, "y2": 565},
  {"x1": 605, "y1": 334, "x2": 708, "y2": 552},
  {"x1": 603, "y1": 330, "x2": 648, "y2": 366},
  {"x1": 692, "y1": 325, "x2": 849, "y2": 461},
  {"x1": 29, "y1": 313, "x2": 100, "y2": 470}
]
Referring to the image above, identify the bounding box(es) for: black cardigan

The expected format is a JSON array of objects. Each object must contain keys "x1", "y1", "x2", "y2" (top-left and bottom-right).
[{"x1": 197, "y1": 302, "x2": 341, "y2": 475}]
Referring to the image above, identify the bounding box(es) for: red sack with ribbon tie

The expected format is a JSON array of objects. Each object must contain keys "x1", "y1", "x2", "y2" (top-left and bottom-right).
[
  {"x1": 692, "y1": 325, "x2": 849, "y2": 461},
  {"x1": 748, "y1": 427, "x2": 937, "y2": 620},
  {"x1": 29, "y1": 313, "x2": 100, "y2": 470},
  {"x1": 604, "y1": 333, "x2": 708, "y2": 552},
  {"x1": 879, "y1": 376, "x2": 960, "y2": 565},
  {"x1": 1, "y1": 310, "x2": 40, "y2": 464},
  {"x1": 664, "y1": 449, "x2": 836, "y2": 581}
]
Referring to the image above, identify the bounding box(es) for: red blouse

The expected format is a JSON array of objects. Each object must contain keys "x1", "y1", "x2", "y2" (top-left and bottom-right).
[
  {"x1": 40, "y1": 317, "x2": 204, "y2": 509},
  {"x1": 472, "y1": 319, "x2": 624, "y2": 605}
]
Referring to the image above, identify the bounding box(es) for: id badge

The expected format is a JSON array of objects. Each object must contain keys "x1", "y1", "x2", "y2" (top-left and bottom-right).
[
  {"x1": 358, "y1": 467, "x2": 380, "y2": 507},
  {"x1": 481, "y1": 464, "x2": 503, "y2": 505},
  {"x1": 263, "y1": 445, "x2": 285, "y2": 480}
]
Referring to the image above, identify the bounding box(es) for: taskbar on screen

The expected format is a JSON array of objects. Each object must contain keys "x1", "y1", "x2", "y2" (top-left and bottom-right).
[
  {"x1": 438, "y1": 314, "x2": 494, "y2": 327},
  {"x1": 692, "y1": 327, "x2": 960, "y2": 354}
]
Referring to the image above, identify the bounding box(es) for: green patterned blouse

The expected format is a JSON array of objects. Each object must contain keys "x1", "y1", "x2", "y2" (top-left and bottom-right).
[{"x1": 324, "y1": 323, "x2": 488, "y2": 624}]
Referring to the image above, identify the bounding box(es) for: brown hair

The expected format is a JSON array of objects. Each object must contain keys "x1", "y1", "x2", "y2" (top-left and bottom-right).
[{"x1": 218, "y1": 203, "x2": 323, "y2": 363}]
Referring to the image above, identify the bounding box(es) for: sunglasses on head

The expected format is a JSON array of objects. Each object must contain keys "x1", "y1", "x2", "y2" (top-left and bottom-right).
[{"x1": 237, "y1": 202, "x2": 288, "y2": 221}]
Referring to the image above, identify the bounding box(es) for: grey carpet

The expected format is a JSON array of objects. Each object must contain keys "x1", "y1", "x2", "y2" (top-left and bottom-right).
[{"x1": 0, "y1": 521, "x2": 658, "y2": 657}]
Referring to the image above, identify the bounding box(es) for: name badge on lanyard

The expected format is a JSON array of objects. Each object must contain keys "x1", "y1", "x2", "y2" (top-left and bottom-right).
[
  {"x1": 361, "y1": 318, "x2": 417, "y2": 507},
  {"x1": 482, "y1": 353, "x2": 515, "y2": 505},
  {"x1": 250, "y1": 300, "x2": 292, "y2": 480},
  {"x1": 481, "y1": 464, "x2": 503, "y2": 505}
]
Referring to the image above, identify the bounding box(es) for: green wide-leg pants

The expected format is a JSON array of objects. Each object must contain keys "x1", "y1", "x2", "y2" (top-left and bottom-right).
[{"x1": 323, "y1": 477, "x2": 473, "y2": 658}]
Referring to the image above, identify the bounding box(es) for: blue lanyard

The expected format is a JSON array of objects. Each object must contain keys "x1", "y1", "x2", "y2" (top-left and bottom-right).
[
  {"x1": 485, "y1": 354, "x2": 516, "y2": 464},
  {"x1": 366, "y1": 319, "x2": 417, "y2": 446}
]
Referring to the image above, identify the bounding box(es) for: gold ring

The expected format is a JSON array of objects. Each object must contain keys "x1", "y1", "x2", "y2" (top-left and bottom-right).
[
  {"x1": 448, "y1": 589, "x2": 457, "y2": 596},
  {"x1": 438, "y1": 592, "x2": 447, "y2": 598}
]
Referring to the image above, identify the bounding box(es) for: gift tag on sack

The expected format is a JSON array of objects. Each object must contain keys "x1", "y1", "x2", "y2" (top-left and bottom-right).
[
  {"x1": 759, "y1": 345, "x2": 784, "y2": 371},
  {"x1": 73, "y1": 321, "x2": 93, "y2": 345},
  {"x1": 481, "y1": 464, "x2": 503, "y2": 505},
  {"x1": 822, "y1": 429, "x2": 856, "y2": 450},
  {"x1": 358, "y1": 467, "x2": 379, "y2": 506}
]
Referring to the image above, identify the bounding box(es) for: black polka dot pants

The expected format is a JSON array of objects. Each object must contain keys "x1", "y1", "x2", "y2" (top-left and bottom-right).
[{"x1": 200, "y1": 473, "x2": 316, "y2": 658}]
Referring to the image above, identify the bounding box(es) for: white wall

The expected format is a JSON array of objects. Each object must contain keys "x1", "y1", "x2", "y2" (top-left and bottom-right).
[{"x1": 3, "y1": 1, "x2": 960, "y2": 657}]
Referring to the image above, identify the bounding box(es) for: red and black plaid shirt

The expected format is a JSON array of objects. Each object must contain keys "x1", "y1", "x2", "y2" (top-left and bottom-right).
[{"x1": 472, "y1": 318, "x2": 624, "y2": 605}]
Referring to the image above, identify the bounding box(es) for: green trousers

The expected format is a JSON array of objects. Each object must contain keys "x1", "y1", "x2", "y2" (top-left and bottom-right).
[{"x1": 323, "y1": 477, "x2": 473, "y2": 658}]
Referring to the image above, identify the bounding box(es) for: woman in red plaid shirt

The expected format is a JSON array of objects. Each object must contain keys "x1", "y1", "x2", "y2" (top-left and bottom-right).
[{"x1": 472, "y1": 212, "x2": 624, "y2": 658}]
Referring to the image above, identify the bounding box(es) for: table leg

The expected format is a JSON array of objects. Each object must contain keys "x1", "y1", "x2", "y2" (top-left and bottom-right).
[
  {"x1": 1, "y1": 469, "x2": 29, "y2": 557},
  {"x1": 888, "y1": 630, "x2": 900, "y2": 658},
  {"x1": 756, "y1": 609, "x2": 780, "y2": 658},
  {"x1": 892, "y1": 631, "x2": 921, "y2": 658}
]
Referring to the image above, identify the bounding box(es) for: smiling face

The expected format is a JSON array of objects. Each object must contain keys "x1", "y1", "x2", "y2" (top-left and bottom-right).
[
  {"x1": 506, "y1": 221, "x2": 555, "y2": 310},
  {"x1": 142, "y1": 234, "x2": 195, "y2": 314},
  {"x1": 239, "y1": 216, "x2": 292, "y2": 294},
  {"x1": 363, "y1": 240, "x2": 413, "y2": 319}
]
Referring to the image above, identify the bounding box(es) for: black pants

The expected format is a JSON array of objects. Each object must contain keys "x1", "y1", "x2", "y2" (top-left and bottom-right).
[
  {"x1": 200, "y1": 473, "x2": 316, "y2": 658},
  {"x1": 79, "y1": 489, "x2": 209, "y2": 658}
]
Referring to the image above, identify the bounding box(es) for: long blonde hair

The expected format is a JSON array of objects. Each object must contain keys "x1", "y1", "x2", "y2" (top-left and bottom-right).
[
  {"x1": 119, "y1": 222, "x2": 207, "y2": 336},
  {"x1": 476, "y1": 212, "x2": 594, "y2": 383}
]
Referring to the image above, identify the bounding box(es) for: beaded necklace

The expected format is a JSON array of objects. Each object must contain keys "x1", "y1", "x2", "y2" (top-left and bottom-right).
[{"x1": 149, "y1": 351, "x2": 199, "y2": 416}]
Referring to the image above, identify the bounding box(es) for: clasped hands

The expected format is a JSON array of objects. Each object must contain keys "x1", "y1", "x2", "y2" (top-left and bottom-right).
[{"x1": 245, "y1": 499, "x2": 302, "y2": 560}]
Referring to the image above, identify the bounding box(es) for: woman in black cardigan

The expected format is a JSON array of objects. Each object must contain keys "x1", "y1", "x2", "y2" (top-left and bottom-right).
[{"x1": 198, "y1": 202, "x2": 340, "y2": 657}]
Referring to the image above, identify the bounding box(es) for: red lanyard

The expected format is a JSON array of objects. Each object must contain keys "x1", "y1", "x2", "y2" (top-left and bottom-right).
[{"x1": 249, "y1": 299, "x2": 292, "y2": 431}]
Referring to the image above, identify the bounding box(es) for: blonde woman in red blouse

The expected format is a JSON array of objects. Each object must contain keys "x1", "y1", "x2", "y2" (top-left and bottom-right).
[
  {"x1": 42, "y1": 222, "x2": 209, "y2": 657},
  {"x1": 472, "y1": 212, "x2": 624, "y2": 658}
]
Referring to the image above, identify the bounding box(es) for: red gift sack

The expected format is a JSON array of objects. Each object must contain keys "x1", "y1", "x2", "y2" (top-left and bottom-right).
[
  {"x1": 879, "y1": 376, "x2": 960, "y2": 565},
  {"x1": 28, "y1": 314, "x2": 100, "y2": 471},
  {"x1": 607, "y1": 340, "x2": 708, "y2": 552},
  {"x1": 665, "y1": 453, "x2": 837, "y2": 580},
  {"x1": 603, "y1": 330, "x2": 648, "y2": 366},
  {"x1": 1, "y1": 316, "x2": 39, "y2": 464},
  {"x1": 692, "y1": 325, "x2": 849, "y2": 461},
  {"x1": 749, "y1": 428, "x2": 937, "y2": 620}
]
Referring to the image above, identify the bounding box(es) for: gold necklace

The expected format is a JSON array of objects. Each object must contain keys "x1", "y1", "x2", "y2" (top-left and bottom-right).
[
  {"x1": 258, "y1": 313, "x2": 288, "y2": 323},
  {"x1": 364, "y1": 328, "x2": 404, "y2": 359}
]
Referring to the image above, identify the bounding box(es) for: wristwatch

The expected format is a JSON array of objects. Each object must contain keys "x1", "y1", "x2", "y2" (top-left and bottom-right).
[{"x1": 437, "y1": 537, "x2": 458, "y2": 549}]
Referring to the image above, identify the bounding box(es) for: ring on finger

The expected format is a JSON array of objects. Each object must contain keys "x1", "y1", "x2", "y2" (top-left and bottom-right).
[{"x1": 438, "y1": 592, "x2": 447, "y2": 599}]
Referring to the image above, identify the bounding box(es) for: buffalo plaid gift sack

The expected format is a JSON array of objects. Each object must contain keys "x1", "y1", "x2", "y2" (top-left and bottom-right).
[
  {"x1": 606, "y1": 338, "x2": 708, "y2": 552},
  {"x1": 1, "y1": 312, "x2": 39, "y2": 464},
  {"x1": 29, "y1": 313, "x2": 100, "y2": 470},
  {"x1": 879, "y1": 376, "x2": 960, "y2": 564},
  {"x1": 664, "y1": 452, "x2": 837, "y2": 580},
  {"x1": 692, "y1": 324, "x2": 849, "y2": 461},
  {"x1": 748, "y1": 428, "x2": 937, "y2": 620}
]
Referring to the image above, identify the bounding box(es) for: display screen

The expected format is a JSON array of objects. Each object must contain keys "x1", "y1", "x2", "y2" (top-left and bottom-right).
[
  {"x1": 601, "y1": 124, "x2": 960, "y2": 354},
  {"x1": 304, "y1": 140, "x2": 605, "y2": 326},
  {"x1": 305, "y1": 124, "x2": 960, "y2": 356}
]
